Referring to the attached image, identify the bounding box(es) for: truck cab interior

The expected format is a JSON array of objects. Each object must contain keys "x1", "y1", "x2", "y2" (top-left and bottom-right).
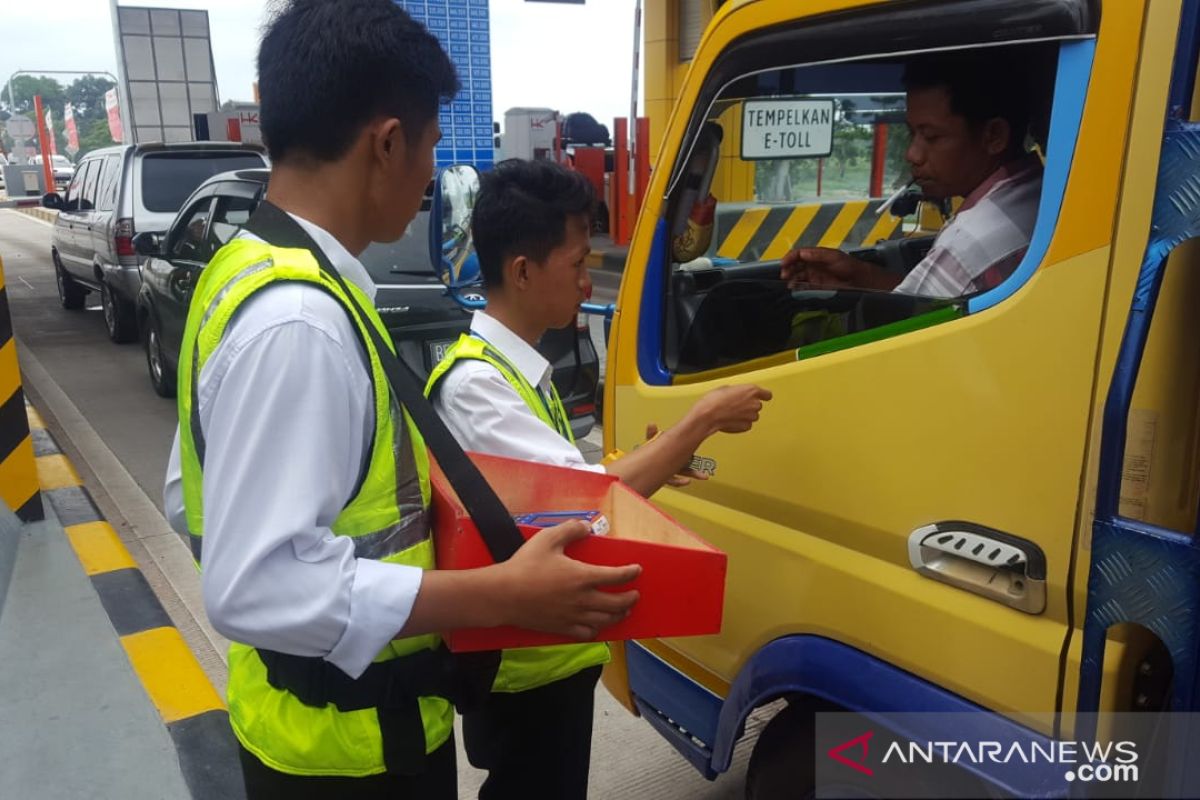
[{"x1": 663, "y1": 41, "x2": 1058, "y2": 375}]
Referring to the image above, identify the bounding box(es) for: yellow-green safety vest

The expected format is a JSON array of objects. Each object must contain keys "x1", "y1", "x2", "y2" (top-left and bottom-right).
[
  {"x1": 177, "y1": 238, "x2": 451, "y2": 776},
  {"x1": 425, "y1": 332, "x2": 610, "y2": 693}
]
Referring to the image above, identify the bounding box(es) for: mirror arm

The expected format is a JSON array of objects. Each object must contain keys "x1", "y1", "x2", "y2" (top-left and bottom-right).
[{"x1": 580, "y1": 302, "x2": 616, "y2": 320}]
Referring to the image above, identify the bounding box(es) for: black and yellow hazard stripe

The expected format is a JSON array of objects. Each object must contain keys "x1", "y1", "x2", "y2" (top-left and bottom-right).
[
  {"x1": 0, "y1": 255, "x2": 43, "y2": 522},
  {"x1": 29, "y1": 404, "x2": 241, "y2": 800},
  {"x1": 714, "y1": 198, "x2": 904, "y2": 263}
]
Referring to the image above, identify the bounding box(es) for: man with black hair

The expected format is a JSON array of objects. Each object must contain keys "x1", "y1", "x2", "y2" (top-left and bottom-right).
[
  {"x1": 426, "y1": 158, "x2": 770, "y2": 800},
  {"x1": 163, "y1": 2, "x2": 640, "y2": 796},
  {"x1": 781, "y1": 49, "x2": 1045, "y2": 297}
]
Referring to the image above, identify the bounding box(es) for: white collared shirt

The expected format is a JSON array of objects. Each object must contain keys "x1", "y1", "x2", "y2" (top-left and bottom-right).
[
  {"x1": 163, "y1": 213, "x2": 423, "y2": 679},
  {"x1": 432, "y1": 311, "x2": 606, "y2": 473}
]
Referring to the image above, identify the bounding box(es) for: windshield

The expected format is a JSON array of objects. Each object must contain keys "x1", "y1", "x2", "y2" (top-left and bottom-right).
[
  {"x1": 141, "y1": 151, "x2": 266, "y2": 213},
  {"x1": 358, "y1": 211, "x2": 438, "y2": 283}
]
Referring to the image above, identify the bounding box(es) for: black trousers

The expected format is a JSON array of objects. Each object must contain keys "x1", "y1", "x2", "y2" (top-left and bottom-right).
[
  {"x1": 237, "y1": 736, "x2": 457, "y2": 800},
  {"x1": 463, "y1": 665, "x2": 603, "y2": 800}
]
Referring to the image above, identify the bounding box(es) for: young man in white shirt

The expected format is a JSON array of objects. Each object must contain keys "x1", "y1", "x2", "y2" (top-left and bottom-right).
[
  {"x1": 428, "y1": 158, "x2": 771, "y2": 799},
  {"x1": 163, "y1": 3, "x2": 641, "y2": 796}
]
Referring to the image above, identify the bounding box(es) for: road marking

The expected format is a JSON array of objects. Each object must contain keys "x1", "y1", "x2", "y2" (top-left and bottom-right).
[
  {"x1": 120, "y1": 627, "x2": 226, "y2": 723},
  {"x1": 65, "y1": 520, "x2": 139, "y2": 576},
  {"x1": 36, "y1": 453, "x2": 81, "y2": 489},
  {"x1": 18, "y1": 277, "x2": 34, "y2": 291}
]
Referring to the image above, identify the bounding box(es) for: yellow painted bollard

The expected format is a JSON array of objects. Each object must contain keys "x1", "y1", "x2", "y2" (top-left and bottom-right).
[{"x1": 0, "y1": 255, "x2": 43, "y2": 521}]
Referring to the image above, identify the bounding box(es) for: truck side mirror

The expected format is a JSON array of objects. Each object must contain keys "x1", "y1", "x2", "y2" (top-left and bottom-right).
[
  {"x1": 428, "y1": 164, "x2": 486, "y2": 310},
  {"x1": 41, "y1": 192, "x2": 63, "y2": 211}
]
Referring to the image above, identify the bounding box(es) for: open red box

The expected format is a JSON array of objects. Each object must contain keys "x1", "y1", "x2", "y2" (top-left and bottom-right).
[{"x1": 429, "y1": 452, "x2": 727, "y2": 652}]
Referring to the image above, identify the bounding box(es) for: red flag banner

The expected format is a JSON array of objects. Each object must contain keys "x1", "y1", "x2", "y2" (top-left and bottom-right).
[
  {"x1": 105, "y1": 88, "x2": 124, "y2": 143},
  {"x1": 64, "y1": 103, "x2": 80, "y2": 154},
  {"x1": 44, "y1": 108, "x2": 58, "y2": 156}
]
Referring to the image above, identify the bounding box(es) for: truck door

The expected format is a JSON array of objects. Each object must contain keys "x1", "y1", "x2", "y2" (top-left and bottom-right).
[{"x1": 606, "y1": 0, "x2": 1133, "y2": 726}]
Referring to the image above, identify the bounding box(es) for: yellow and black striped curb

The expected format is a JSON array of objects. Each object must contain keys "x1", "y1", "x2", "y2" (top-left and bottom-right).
[
  {"x1": 713, "y1": 198, "x2": 904, "y2": 263},
  {"x1": 586, "y1": 243, "x2": 629, "y2": 274},
  {"x1": 27, "y1": 403, "x2": 242, "y2": 800},
  {"x1": 17, "y1": 207, "x2": 58, "y2": 225},
  {"x1": 0, "y1": 254, "x2": 43, "y2": 522}
]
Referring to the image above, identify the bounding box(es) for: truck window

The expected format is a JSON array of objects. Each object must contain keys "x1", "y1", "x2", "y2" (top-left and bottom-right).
[{"x1": 662, "y1": 41, "x2": 1059, "y2": 376}]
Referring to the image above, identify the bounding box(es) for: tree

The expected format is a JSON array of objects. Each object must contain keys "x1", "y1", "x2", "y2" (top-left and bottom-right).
[
  {"x1": 77, "y1": 118, "x2": 117, "y2": 158},
  {"x1": 66, "y1": 76, "x2": 116, "y2": 122},
  {"x1": 3, "y1": 75, "x2": 66, "y2": 116}
]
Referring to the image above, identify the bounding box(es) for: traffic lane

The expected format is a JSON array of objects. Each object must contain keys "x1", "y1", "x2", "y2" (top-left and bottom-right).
[
  {"x1": 0, "y1": 210, "x2": 179, "y2": 512},
  {"x1": 0, "y1": 218, "x2": 758, "y2": 797}
]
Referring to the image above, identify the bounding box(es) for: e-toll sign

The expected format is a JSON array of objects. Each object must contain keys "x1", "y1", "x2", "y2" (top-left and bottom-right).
[
  {"x1": 398, "y1": 0, "x2": 495, "y2": 171},
  {"x1": 741, "y1": 98, "x2": 835, "y2": 161}
]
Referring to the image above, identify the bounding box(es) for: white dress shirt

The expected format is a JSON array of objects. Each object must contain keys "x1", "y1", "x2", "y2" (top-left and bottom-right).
[
  {"x1": 431, "y1": 311, "x2": 606, "y2": 473},
  {"x1": 163, "y1": 214, "x2": 423, "y2": 679}
]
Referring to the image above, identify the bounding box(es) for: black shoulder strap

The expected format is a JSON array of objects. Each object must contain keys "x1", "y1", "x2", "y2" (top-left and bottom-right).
[{"x1": 243, "y1": 201, "x2": 525, "y2": 562}]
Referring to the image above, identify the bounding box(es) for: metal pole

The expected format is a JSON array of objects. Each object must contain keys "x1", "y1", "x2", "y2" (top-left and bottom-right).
[
  {"x1": 109, "y1": 0, "x2": 132, "y2": 142},
  {"x1": 33, "y1": 95, "x2": 55, "y2": 192},
  {"x1": 628, "y1": 0, "x2": 642, "y2": 197}
]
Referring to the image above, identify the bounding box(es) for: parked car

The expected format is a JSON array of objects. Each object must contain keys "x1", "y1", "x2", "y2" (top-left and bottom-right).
[
  {"x1": 41, "y1": 142, "x2": 269, "y2": 343},
  {"x1": 29, "y1": 154, "x2": 75, "y2": 187},
  {"x1": 134, "y1": 168, "x2": 600, "y2": 438}
]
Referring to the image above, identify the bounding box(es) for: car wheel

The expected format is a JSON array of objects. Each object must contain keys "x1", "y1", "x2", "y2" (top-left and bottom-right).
[
  {"x1": 101, "y1": 281, "x2": 138, "y2": 343},
  {"x1": 54, "y1": 253, "x2": 87, "y2": 310},
  {"x1": 143, "y1": 314, "x2": 176, "y2": 398}
]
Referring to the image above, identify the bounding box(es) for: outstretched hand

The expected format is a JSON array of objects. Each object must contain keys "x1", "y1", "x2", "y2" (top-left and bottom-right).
[{"x1": 690, "y1": 384, "x2": 772, "y2": 436}]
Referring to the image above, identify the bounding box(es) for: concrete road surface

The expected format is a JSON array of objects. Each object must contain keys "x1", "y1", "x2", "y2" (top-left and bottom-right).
[{"x1": 0, "y1": 209, "x2": 762, "y2": 799}]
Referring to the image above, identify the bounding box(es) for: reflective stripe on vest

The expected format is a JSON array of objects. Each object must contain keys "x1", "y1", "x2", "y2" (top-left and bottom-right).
[
  {"x1": 177, "y1": 238, "x2": 450, "y2": 776},
  {"x1": 425, "y1": 332, "x2": 609, "y2": 693}
]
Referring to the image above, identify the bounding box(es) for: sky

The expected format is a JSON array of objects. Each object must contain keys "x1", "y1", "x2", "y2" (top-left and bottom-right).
[{"x1": 1, "y1": 0, "x2": 642, "y2": 130}]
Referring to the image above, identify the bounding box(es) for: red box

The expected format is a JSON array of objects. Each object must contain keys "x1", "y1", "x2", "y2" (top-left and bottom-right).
[{"x1": 429, "y1": 452, "x2": 727, "y2": 653}]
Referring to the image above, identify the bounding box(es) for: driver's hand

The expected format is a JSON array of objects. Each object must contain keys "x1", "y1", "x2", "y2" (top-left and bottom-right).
[
  {"x1": 780, "y1": 247, "x2": 867, "y2": 289},
  {"x1": 781, "y1": 247, "x2": 904, "y2": 292}
]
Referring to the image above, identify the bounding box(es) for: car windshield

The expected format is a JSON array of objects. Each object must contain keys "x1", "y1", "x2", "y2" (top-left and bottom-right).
[
  {"x1": 142, "y1": 151, "x2": 265, "y2": 213},
  {"x1": 358, "y1": 212, "x2": 437, "y2": 282}
]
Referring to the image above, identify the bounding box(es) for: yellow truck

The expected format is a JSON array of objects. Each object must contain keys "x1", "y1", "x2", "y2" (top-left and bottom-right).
[{"x1": 598, "y1": 0, "x2": 1200, "y2": 796}]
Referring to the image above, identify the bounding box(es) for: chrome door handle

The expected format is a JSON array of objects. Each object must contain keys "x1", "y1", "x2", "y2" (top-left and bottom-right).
[{"x1": 908, "y1": 522, "x2": 1046, "y2": 614}]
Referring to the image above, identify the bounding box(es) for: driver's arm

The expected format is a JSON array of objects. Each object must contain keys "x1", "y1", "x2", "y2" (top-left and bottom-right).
[{"x1": 780, "y1": 247, "x2": 902, "y2": 291}]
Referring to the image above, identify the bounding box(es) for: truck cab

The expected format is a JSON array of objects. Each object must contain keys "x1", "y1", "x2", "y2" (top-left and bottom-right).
[{"x1": 602, "y1": 0, "x2": 1200, "y2": 796}]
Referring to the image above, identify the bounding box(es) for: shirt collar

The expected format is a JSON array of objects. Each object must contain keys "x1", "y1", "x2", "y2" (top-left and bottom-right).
[
  {"x1": 958, "y1": 153, "x2": 1043, "y2": 214},
  {"x1": 288, "y1": 214, "x2": 378, "y2": 302},
  {"x1": 238, "y1": 212, "x2": 378, "y2": 302},
  {"x1": 469, "y1": 311, "x2": 552, "y2": 390}
]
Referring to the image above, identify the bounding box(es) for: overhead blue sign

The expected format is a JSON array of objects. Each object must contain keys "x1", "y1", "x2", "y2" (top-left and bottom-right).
[{"x1": 397, "y1": 0, "x2": 494, "y2": 170}]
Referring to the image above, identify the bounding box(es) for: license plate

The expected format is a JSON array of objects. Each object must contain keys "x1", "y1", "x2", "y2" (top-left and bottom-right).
[{"x1": 427, "y1": 338, "x2": 455, "y2": 367}]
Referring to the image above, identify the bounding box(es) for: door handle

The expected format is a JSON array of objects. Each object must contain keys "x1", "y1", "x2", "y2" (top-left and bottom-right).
[{"x1": 908, "y1": 522, "x2": 1046, "y2": 614}]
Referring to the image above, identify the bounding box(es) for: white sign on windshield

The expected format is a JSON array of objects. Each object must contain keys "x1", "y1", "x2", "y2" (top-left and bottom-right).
[{"x1": 741, "y1": 99, "x2": 835, "y2": 160}]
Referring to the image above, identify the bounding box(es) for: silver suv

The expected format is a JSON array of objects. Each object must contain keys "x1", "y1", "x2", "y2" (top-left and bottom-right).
[{"x1": 42, "y1": 142, "x2": 268, "y2": 342}]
